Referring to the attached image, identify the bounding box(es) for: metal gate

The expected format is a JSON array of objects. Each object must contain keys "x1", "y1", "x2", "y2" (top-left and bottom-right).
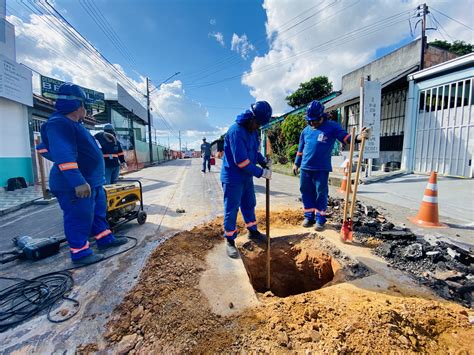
[{"x1": 414, "y1": 78, "x2": 473, "y2": 177}]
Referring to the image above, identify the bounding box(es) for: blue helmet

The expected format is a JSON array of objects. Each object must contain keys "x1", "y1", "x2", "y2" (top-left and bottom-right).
[
  {"x1": 306, "y1": 100, "x2": 326, "y2": 121},
  {"x1": 104, "y1": 123, "x2": 115, "y2": 132},
  {"x1": 250, "y1": 101, "x2": 272, "y2": 126},
  {"x1": 55, "y1": 83, "x2": 87, "y2": 114}
]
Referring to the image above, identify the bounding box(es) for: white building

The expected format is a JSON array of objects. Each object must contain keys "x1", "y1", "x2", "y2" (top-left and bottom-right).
[
  {"x1": 0, "y1": 0, "x2": 34, "y2": 188},
  {"x1": 402, "y1": 53, "x2": 474, "y2": 178}
]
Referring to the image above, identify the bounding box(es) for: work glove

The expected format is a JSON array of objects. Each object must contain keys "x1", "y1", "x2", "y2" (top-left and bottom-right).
[
  {"x1": 103, "y1": 132, "x2": 116, "y2": 143},
  {"x1": 75, "y1": 182, "x2": 91, "y2": 198},
  {"x1": 292, "y1": 164, "x2": 300, "y2": 176},
  {"x1": 262, "y1": 168, "x2": 272, "y2": 180},
  {"x1": 265, "y1": 157, "x2": 272, "y2": 169},
  {"x1": 356, "y1": 127, "x2": 370, "y2": 142}
]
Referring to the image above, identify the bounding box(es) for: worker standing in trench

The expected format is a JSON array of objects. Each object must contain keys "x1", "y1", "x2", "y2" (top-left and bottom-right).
[
  {"x1": 293, "y1": 100, "x2": 370, "y2": 231},
  {"x1": 38, "y1": 83, "x2": 128, "y2": 265},
  {"x1": 220, "y1": 101, "x2": 273, "y2": 258}
]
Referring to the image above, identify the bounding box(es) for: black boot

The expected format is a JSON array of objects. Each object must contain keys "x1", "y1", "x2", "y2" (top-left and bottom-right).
[
  {"x1": 226, "y1": 239, "x2": 239, "y2": 258},
  {"x1": 302, "y1": 218, "x2": 315, "y2": 228},
  {"x1": 97, "y1": 236, "x2": 128, "y2": 250},
  {"x1": 248, "y1": 229, "x2": 267, "y2": 243},
  {"x1": 72, "y1": 253, "x2": 104, "y2": 266}
]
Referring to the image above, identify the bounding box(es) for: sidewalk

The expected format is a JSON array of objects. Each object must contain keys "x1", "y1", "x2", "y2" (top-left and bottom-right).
[{"x1": 0, "y1": 186, "x2": 44, "y2": 215}]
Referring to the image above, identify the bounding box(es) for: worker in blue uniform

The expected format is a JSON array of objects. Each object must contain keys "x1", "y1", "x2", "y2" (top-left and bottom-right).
[
  {"x1": 38, "y1": 83, "x2": 128, "y2": 265},
  {"x1": 221, "y1": 101, "x2": 273, "y2": 258},
  {"x1": 200, "y1": 137, "x2": 211, "y2": 173},
  {"x1": 95, "y1": 124, "x2": 127, "y2": 184},
  {"x1": 293, "y1": 100, "x2": 369, "y2": 231}
]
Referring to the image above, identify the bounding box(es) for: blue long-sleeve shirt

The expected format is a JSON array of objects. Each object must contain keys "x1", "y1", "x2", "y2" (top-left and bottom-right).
[
  {"x1": 40, "y1": 113, "x2": 105, "y2": 191},
  {"x1": 294, "y1": 120, "x2": 351, "y2": 172},
  {"x1": 220, "y1": 122, "x2": 266, "y2": 184}
]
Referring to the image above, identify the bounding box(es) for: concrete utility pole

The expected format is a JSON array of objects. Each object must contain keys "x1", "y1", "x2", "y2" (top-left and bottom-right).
[
  {"x1": 178, "y1": 130, "x2": 182, "y2": 158},
  {"x1": 146, "y1": 77, "x2": 153, "y2": 164},
  {"x1": 419, "y1": 3, "x2": 429, "y2": 70}
]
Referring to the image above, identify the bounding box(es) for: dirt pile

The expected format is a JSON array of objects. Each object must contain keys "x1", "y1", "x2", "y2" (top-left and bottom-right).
[
  {"x1": 234, "y1": 283, "x2": 473, "y2": 353},
  {"x1": 99, "y1": 213, "x2": 473, "y2": 354}
]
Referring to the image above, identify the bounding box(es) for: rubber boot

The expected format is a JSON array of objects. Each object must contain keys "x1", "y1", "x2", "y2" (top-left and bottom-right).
[
  {"x1": 248, "y1": 229, "x2": 267, "y2": 243},
  {"x1": 302, "y1": 218, "x2": 315, "y2": 228},
  {"x1": 226, "y1": 239, "x2": 239, "y2": 258},
  {"x1": 72, "y1": 253, "x2": 104, "y2": 266},
  {"x1": 314, "y1": 222, "x2": 325, "y2": 231},
  {"x1": 97, "y1": 236, "x2": 128, "y2": 250}
]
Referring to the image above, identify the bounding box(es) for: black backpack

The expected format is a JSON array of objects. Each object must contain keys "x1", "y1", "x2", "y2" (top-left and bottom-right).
[{"x1": 6, "y1": 177, "x2": 27, "y2": 191}]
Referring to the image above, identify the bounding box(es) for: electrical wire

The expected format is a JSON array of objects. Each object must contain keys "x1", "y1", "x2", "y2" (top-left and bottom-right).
[
  {"x1": 430, "y1": 6, "x2": 474, "y2": 31},
  {"x1": 0, "y1": 236, "x2": 138, "y2": 333}
]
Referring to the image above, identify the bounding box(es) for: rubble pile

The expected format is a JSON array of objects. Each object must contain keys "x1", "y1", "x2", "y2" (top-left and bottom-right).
[{"x1": 324, "y1": 197, "x2": 473, "y2": 308}]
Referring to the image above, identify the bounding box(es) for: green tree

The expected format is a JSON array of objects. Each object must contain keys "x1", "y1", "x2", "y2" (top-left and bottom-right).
[
  {"x1": 285, "y1": 76, "x2": 333, "y2": 108},
  {"x1": 429, "y1": 40, "x2": 473, "y2": 56},
  {"x1": 281, "y1": 112, "x2": 306, "y2": 147}
]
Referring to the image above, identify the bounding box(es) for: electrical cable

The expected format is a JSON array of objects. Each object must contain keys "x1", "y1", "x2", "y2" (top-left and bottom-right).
[
  {"x1": 0, "y1": 236, "x2": 138, "y2": 333},
  {"x1": 430, "y1": 6, "x2": 474, "y2": 31}
]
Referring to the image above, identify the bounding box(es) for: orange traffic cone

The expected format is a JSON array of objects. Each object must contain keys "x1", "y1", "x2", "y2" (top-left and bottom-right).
[
  {"x1": 338, "y1": 161, "x2": 352, "y2": 194},
  {"x1": 408, "y1": 171, "x2": 447, "y2": 228}
]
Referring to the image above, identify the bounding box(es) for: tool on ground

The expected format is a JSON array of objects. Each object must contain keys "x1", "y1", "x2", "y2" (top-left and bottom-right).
[
  {"x1": 341, "y1": 127, "x2": 356, "y2": 242},
  {"x1": 104, "y1": 179, "x2": 147, "y2": 230},
  {"x1": 408, "y1": 171, "x2": 447, "y2": 228},
  {"x1": 0, "y1": 236, "x2": 67, "y2": 264},
  {"x1": 266, "y1": 159, "x2": 271, "y2": 290}
]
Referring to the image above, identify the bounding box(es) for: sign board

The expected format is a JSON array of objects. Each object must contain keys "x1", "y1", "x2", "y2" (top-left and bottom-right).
[
  {"x1": 0, "y1": 55, "x2": 32, "y2": 106},
  {"x1": 117, "y1": 83, "x2": 148, "y2": 123},
  {"x1": 360, "y1": 80, "x2": 381, "y2": 159},
  {"x1": 40, "y1": 75, "x2": 105, "y2": 112}
]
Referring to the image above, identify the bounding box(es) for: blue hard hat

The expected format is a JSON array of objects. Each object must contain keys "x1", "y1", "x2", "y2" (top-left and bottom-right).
[
  {"x1": 104, "y1": 123, "x2": 115, "y2": 132},
  {"x1": 250, "y1": 101, "x2": 272, "y2": 126},
  {"x1": 306, "y1": 100, "x2": 326, "y2": 121},
  {"x1": 55, "y1": 83, "x2": 87, "y2": 114}
]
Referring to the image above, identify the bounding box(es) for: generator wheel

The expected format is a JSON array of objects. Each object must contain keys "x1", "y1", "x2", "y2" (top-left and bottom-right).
[{"x1": 137, "y1": 210, "x2": 147, "y2": 225}]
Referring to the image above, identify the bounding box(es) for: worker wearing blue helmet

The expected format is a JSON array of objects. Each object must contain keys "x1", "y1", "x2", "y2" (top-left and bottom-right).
[
  {"x1": 221, "y1": 101, "x2": 273, "y2": 258},
  {"x1": 293, "y1": 100, "x2": 369, "y2": 231},
  {"x1": 38, "y1": 83, "x2": 128, "y2": 265}
]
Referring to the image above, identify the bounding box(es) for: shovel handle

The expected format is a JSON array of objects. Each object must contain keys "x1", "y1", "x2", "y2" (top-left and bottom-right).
[
  {"x1": 350, "y1": 136, "x2": 366, "y2": 220},
  {"x1": 343, "y1": 127, "x2": 356, "y2": 222},
  {"x1": 266, "y1": 177, "x2": 271, "y2": 290}
]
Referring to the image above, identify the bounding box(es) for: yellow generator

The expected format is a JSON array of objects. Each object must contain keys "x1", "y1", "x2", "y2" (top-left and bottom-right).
[{"x1": 104, "y1": 179, "x2": 147, "y2": 230}]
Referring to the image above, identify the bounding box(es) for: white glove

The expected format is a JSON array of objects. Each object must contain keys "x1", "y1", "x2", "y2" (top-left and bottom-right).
[
  {"x1": 262, "y1": 168, "x2": 272, "y2": 180},
  {"x1": 357, "y1": 127, "x2": 371, "y2": 141},
  {"x1": 265, "y1": 158, "x2": 272, "y2": 169}
]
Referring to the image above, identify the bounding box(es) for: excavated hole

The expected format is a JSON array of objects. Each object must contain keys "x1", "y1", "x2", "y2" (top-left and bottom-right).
[{"x1": 239, "y1": 234, "x2": 342, "y2": 297}]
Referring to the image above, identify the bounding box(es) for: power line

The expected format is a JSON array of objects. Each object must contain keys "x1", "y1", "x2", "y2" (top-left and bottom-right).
[{"x1": 430, "y1": 6, "x2": 474, "y2": 31}]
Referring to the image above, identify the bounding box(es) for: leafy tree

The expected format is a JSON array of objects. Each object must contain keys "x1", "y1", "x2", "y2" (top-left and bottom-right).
[
  {"x1": 429, "y1": 40, "x2": 473, "y2": 56},
  {"x1": 281, "y1": 112, "x2": 306, "y2": 147},
  {"x1": 285, "y1": 76, "x2": 333, "y2": 108},
  {"x1": 286, "y1": 144, "x2": 299, "y2": 163},
  {"x1": 266, "y1": 124, "x2": 287, "y2": 163}
]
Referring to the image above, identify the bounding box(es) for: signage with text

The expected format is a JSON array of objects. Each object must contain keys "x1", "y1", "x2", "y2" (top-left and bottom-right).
[
  {"x1": 0, "y1": 55, "x2": 33, "y2": 106},
  {"x1": 360, "y1": 80, "x2": 381, "y2": 159}
]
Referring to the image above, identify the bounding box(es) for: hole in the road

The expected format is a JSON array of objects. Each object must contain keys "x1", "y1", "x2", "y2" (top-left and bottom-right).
[{"x1": 238, "y1": 234, "x2": 341, "y2": 297}]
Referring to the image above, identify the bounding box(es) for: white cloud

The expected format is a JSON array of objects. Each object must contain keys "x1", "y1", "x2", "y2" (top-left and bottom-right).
[
  {"x1": 243, "y1": 0, "x2": 474, "y2": 114},
  {"x1": 208, "y1": 31, "x2": 225, "y2": 46},
  {"x1": 210, "y1": 18, "x2": 217, "y2": 25},
  {"x1": 231, "y1": 33, "x2": 255, "y2": 59}
]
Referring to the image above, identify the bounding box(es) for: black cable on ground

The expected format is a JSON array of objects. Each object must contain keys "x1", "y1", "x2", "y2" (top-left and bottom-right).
[{"x1": 0, "y1": 236, "x2": 137, "y2": 333}]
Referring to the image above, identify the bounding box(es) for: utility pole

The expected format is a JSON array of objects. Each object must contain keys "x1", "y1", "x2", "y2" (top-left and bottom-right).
[
  {"x1": 146, "y1": 77, "x2": 153, "y2": 164},
  {"x1": 178, "y1": 130, "x2": 182, "y2": 158},
  {"x1": 418, "y1": 3, "x2": 429, "y2": 70}
]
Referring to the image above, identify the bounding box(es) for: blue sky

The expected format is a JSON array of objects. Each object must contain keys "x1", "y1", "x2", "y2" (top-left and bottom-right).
[{"x1": 6, "y1": 0, "x2": 473, "y2": 149}]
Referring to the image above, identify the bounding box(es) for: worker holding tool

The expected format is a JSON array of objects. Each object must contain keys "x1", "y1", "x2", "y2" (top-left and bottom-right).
[
  {"x1": 94, "y1": 124, "x2": 127, "y2": 184},
  {"x1": 200, "y1": 137, "x2": 212, "y2": 173},
  {"x1": 38, "y1": 83, "x2": 128, "y2": 265},
  {"x1": 293, "y1": 100, "x2": 370, "y2": 231},
  {"x1": 221, "y1": 101, "x2": 273, "y2": 258}
]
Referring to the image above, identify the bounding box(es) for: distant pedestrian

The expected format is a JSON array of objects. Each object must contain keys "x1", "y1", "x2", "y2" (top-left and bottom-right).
[
  {"x1": 37, "y1": 83, "x2": 127, "y2": 265},
  {"x1": 293, "y1": 100, "x2": 369, "y2": 231},
  {"x1": 221, "y1": 101, "x2": 273, "y2": 258},
  {"x1": 201, "y1": 137, "x2": 211, "y2": 173},
  {"x1": 95, "y1": 124, "x2": 127, "y2": 184}
]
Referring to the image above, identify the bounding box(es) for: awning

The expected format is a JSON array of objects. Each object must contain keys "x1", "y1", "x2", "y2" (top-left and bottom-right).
[{"x1": 325, "y1": 65, "x2": 419, "y2": 109}]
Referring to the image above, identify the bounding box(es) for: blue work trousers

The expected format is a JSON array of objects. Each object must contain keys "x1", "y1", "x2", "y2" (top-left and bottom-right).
[
  {"x1": 54, "y1": 186, "x2": 115, "y2": 260},
  {"x1": 105, "y1": 166, "x2": 120, "y2": 184},
  {"x1": 222, "y1": 179, "x2": 258, "y2": 240},
  {"x1": 202, "y1": 156, "x2": 211, "y2": 172},
  {"x1": 300, "y1": 169, "x2": 329, "y2": 224}
]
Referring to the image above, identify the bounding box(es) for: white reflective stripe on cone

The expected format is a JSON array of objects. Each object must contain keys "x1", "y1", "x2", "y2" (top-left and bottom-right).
[
  {"x1": 426, "y1": 183, "x2": 438, "y2": 191},
  {"x1": 422, "y1": 195, "x2": 438, "y2": 203}
]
